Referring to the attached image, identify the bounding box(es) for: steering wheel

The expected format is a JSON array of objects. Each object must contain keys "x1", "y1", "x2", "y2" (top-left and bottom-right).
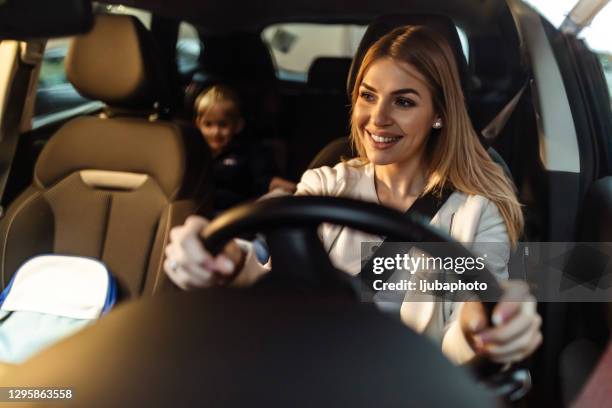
[
  {"x1": 203, "y1": 196, "x2": 522, "y2": 384},
  {"x1": 202, "y1": 195, "x2": 503, "y2": 300}
]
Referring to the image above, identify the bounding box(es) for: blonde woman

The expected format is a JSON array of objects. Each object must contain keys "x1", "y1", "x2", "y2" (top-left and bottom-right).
[{"x1": 164, "y1": 26, "x2": 541, "y2": 365}]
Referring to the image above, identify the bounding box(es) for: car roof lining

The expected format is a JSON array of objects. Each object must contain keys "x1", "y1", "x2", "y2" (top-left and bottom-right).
[{"x1": 103, "y1": 0, "x2": 509, "y2": 35}]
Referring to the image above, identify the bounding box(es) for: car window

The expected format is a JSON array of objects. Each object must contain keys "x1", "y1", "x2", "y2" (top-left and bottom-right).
[
  {"x1": 595, "y1": 53, "x2": 612, "y2": 107},
  {"x1": 34, "y1": 38, "x2": 93, "y2": 119},
  {"x1": 99, "y1": 4, "x2": 152, "y2": 28},
  {"x1": 262, "y1": 23, "x2": 470, "y2": 82},
  {"x1": 33, "y1": 5, "x2": 152, "y2": 121},
  {"x1": 580, "y1": 4, "x2": 612, "y2": 108},
  {"x1": 177, "y1": 22, "x2": 201, "y2": 74},
  {"x1": 262, "y1": 23, "x2": 366, "y2": 82}
]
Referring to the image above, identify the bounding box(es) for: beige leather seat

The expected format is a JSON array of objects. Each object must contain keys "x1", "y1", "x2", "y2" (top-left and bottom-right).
[{"x1": 0, "y1": 14, "x2": 211, "y2": 298}]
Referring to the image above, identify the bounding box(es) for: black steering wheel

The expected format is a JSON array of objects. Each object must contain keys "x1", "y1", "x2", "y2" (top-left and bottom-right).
[
  {"x1": 202, "y1": 195, "x2": 503, "y2": 300},
  {"x1": 203, "y1": 196, "x2": 516, "y2": 383}
]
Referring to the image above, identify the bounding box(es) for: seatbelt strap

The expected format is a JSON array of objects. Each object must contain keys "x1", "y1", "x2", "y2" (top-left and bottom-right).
[
  {"x1": 480, "y1": 79, "x2": 530, "y2": 147},
  {"x1": 359, "y1": 188, "x2": 453, "y2": 290}
]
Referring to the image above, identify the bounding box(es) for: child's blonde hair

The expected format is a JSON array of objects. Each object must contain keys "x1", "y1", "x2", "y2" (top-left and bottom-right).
[{"x1": 194, "y1": 84, "x2": 242, "y2": 123}]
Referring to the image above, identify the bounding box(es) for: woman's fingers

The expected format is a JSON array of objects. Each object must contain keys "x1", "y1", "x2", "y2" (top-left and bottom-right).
[
  {"x1": 163, "y1": 215, "x2": 244, "y2": 289},
  {"x1": 164, "y1": 216, "x2": 217, "y2": 288},
  {"x1": 165, "y1": 232, "x2": 209, "y2": 274},
  {"x1": 474, "y1": 298, "x2": 537, "y2": 345},
  {"x1": 459, "y1": 280, "x2": 543, "y2": 364},
  {"x1": 491, "y1": 280, "x2": 530, "y2": 324},
  {"x1": 482, "y1": 316, "x2": 543, "y2": 363},
  {"x1": 460, "y1": 301, "x2": 488, "y2": 338},
  {"x1": 164, "y1": 257, "x2": 210, "y2": 289},
  {"x1": 174, "y1": 216, "x2": 211, "y2": 265},
  {"x1": 471, "y1": 281, "x2": 542, "y2": 364}
]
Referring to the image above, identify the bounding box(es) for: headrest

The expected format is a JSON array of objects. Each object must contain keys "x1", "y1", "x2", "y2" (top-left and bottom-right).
[
  {"x1": 65, "y1": 14, "x2": 167, "y2": 109},
  {"x1": 199, "y1": 33, "x2": 276, "y2": 82},
  {"x1": 34, "y1": 117, "x2": 185, "y2": 198},
  {"x1": 346, "y1": 14, "x2": 468, "y2": 96},
  {"x1": 308, "y1": 57, "x2": 352, "y2": 91}
]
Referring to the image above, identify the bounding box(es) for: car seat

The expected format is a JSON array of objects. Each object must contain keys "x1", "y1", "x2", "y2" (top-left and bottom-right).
[
  {"x1": 286, "y1": 57, "x2": 353, "y2": 180},
  {"x1": 0, "y1": 14, "x2": 212, "y2": 299},
  {"x1": 183, "y1": 32, "x2": 282, "y2": 139}
]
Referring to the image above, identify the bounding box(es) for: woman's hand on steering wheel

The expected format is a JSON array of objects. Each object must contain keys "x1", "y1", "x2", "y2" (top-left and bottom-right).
[
  {"x1": 460, "y1": 280, "x2": 542, "y2": 364},
  {"x1": 164, "y1": 216, "x2": 245, "y2": 290}
]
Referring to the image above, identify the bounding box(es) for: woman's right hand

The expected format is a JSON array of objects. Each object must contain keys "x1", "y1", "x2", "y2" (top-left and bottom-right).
[{"x1": 164, "y1": 216, "x2": 245, "y2": 290}]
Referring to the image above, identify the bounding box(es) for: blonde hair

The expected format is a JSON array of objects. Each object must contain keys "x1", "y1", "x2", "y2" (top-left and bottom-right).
[
  {"x1": 350, "y1": 26, "x2": 524, "y2": 245},
  {"x1": 194, "y1": 84, "x2": 242, "y2": 123}
]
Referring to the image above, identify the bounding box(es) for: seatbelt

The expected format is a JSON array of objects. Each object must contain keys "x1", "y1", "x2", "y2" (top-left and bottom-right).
[
  {"x1": 480, "y1": 79, "x2": 530, "y2": 147},
  {"x1": 359, "y1": 188, "x2": 453, "y2": 290},
  {"x1": 255, "y1": 189, "x2": 453, "y2": 268}
]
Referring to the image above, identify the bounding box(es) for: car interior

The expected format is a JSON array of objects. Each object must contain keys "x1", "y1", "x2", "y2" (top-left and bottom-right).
[
  {"x1": 0, "y1": 14, "x2": 212, "y2": 299},
  {"x1": 0, "y1": 0, "x2": 610, "y2": 406}
]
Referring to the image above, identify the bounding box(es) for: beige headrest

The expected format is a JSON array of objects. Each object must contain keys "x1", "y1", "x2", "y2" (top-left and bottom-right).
[{"x1": 65, "y1": 14, "x2": 166, "y2": 109}]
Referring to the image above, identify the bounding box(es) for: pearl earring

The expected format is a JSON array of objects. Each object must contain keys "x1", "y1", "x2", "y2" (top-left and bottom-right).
[{"x1": 433, "y1": 119, "x2": 443, "y2": 129}]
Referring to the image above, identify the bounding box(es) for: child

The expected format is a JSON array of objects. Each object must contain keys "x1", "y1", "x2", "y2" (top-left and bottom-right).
[{"x1": 194, "y1": 85, "x2": 296, "y2": 213}]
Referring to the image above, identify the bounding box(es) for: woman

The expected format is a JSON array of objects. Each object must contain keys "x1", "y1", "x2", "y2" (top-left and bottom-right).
[{"x1": 164, "y1": 26, "x2": 542, "y2": 365}]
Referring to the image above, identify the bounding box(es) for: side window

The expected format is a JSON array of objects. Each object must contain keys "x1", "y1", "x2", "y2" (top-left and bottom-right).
[
  {"x1": 177, "y1": 22, "x2": 201, "y2": 74},
  {"x1": 261, "y1": 23, "x2": 470, "y2": 82},
  {"x1": 597, "y1": 53, "x2": 612, "y2": 107},
  {"x1": 102, "y1": 4, "x2": 151, "y2": 27},
  {"x1": 581, "y1": 3, "x2": 612, "y2": 108},
  {"x1": 34, "y1": 5, "x2": 152, "y2": 121},
  {"x1": 456, "y1": 27, "x2": 470, "y2": 62},
  {"x1": 34, "y1": 38, "x2": 92, "y2": 118}
]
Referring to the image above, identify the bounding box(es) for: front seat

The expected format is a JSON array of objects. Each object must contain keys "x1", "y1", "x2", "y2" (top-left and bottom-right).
[{"x1": 0, "y1": 14, "x2": 211, "y2": 299}]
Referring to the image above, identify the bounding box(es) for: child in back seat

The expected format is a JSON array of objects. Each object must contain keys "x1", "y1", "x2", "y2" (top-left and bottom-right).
[{"x1": 194, "y1": 84, "x2": 296, "y2": 214}]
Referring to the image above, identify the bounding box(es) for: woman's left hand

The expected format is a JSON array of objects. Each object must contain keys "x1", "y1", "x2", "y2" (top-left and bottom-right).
[{"x1": 460, "y1": 280, "x2": 542, "y2": 364}]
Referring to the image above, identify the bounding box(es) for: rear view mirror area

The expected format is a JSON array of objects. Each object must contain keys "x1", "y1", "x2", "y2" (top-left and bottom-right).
[{"x1": 0, "y1": 0, "x2": 93, "y2": 40}]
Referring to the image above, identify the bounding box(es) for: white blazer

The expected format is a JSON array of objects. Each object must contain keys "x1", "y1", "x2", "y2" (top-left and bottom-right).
[{"x1": 234, "y1": 160, "x2": 511, "y2": 363}]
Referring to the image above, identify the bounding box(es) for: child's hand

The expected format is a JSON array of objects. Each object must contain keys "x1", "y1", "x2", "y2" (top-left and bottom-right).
[{"x1": 269, "y1": 177, "x2": 297, "y2": 193}]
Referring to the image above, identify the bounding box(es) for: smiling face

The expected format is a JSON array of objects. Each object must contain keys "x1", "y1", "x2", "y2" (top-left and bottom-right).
[
  {"x1": 196, "y1": 100, "x2": 244, "y2": 156},
  {"x1": 352, "y1": 57, "x2": 439, "y2": 167}
]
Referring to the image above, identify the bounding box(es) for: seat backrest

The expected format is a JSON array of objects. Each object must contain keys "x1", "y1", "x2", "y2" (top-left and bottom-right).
[
  {"x1": 0, "y1": 14, "x2": 211, "y2": 299},
  {"x1": 285, "y1": 57, "x2": 353, "y2": 180},
  {"x1": 183, "y1": 32, "x2": 281, "y2": 138},
  {"x1": 307, "y1": 57, "x2": 353, "y2": 92}
]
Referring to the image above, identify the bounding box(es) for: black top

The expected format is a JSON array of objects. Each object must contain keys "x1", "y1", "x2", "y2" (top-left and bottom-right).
[{"x1": 210, "y1": 139, "x2": 279, "y2": 214}]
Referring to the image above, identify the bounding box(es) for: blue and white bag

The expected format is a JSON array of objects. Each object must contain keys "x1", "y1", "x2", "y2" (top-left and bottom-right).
[{"x1": 0, "y1": 255, "x2": 117, "y2": 364}]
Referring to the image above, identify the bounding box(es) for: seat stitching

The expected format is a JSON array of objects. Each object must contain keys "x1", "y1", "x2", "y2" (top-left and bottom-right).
[
  {"x1": 152, "y1": 203, "x2": 173, "y2": 293},
  {"x1": 1, "y1": 190, "x2": 42, "y2": 287}
]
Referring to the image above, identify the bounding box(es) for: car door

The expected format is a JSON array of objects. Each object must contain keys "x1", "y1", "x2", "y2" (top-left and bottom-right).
[
  {"x1": 528, "y1": 7, "x2": 612, "y2": 406},
  {"x1": 547, "y1": 21, "x2": 612, "y2": 407}
]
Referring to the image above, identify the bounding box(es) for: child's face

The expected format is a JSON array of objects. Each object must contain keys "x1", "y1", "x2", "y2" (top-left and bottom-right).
[{"x1": 196, "y1": 101, "x2": 243, "y2": 155}]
